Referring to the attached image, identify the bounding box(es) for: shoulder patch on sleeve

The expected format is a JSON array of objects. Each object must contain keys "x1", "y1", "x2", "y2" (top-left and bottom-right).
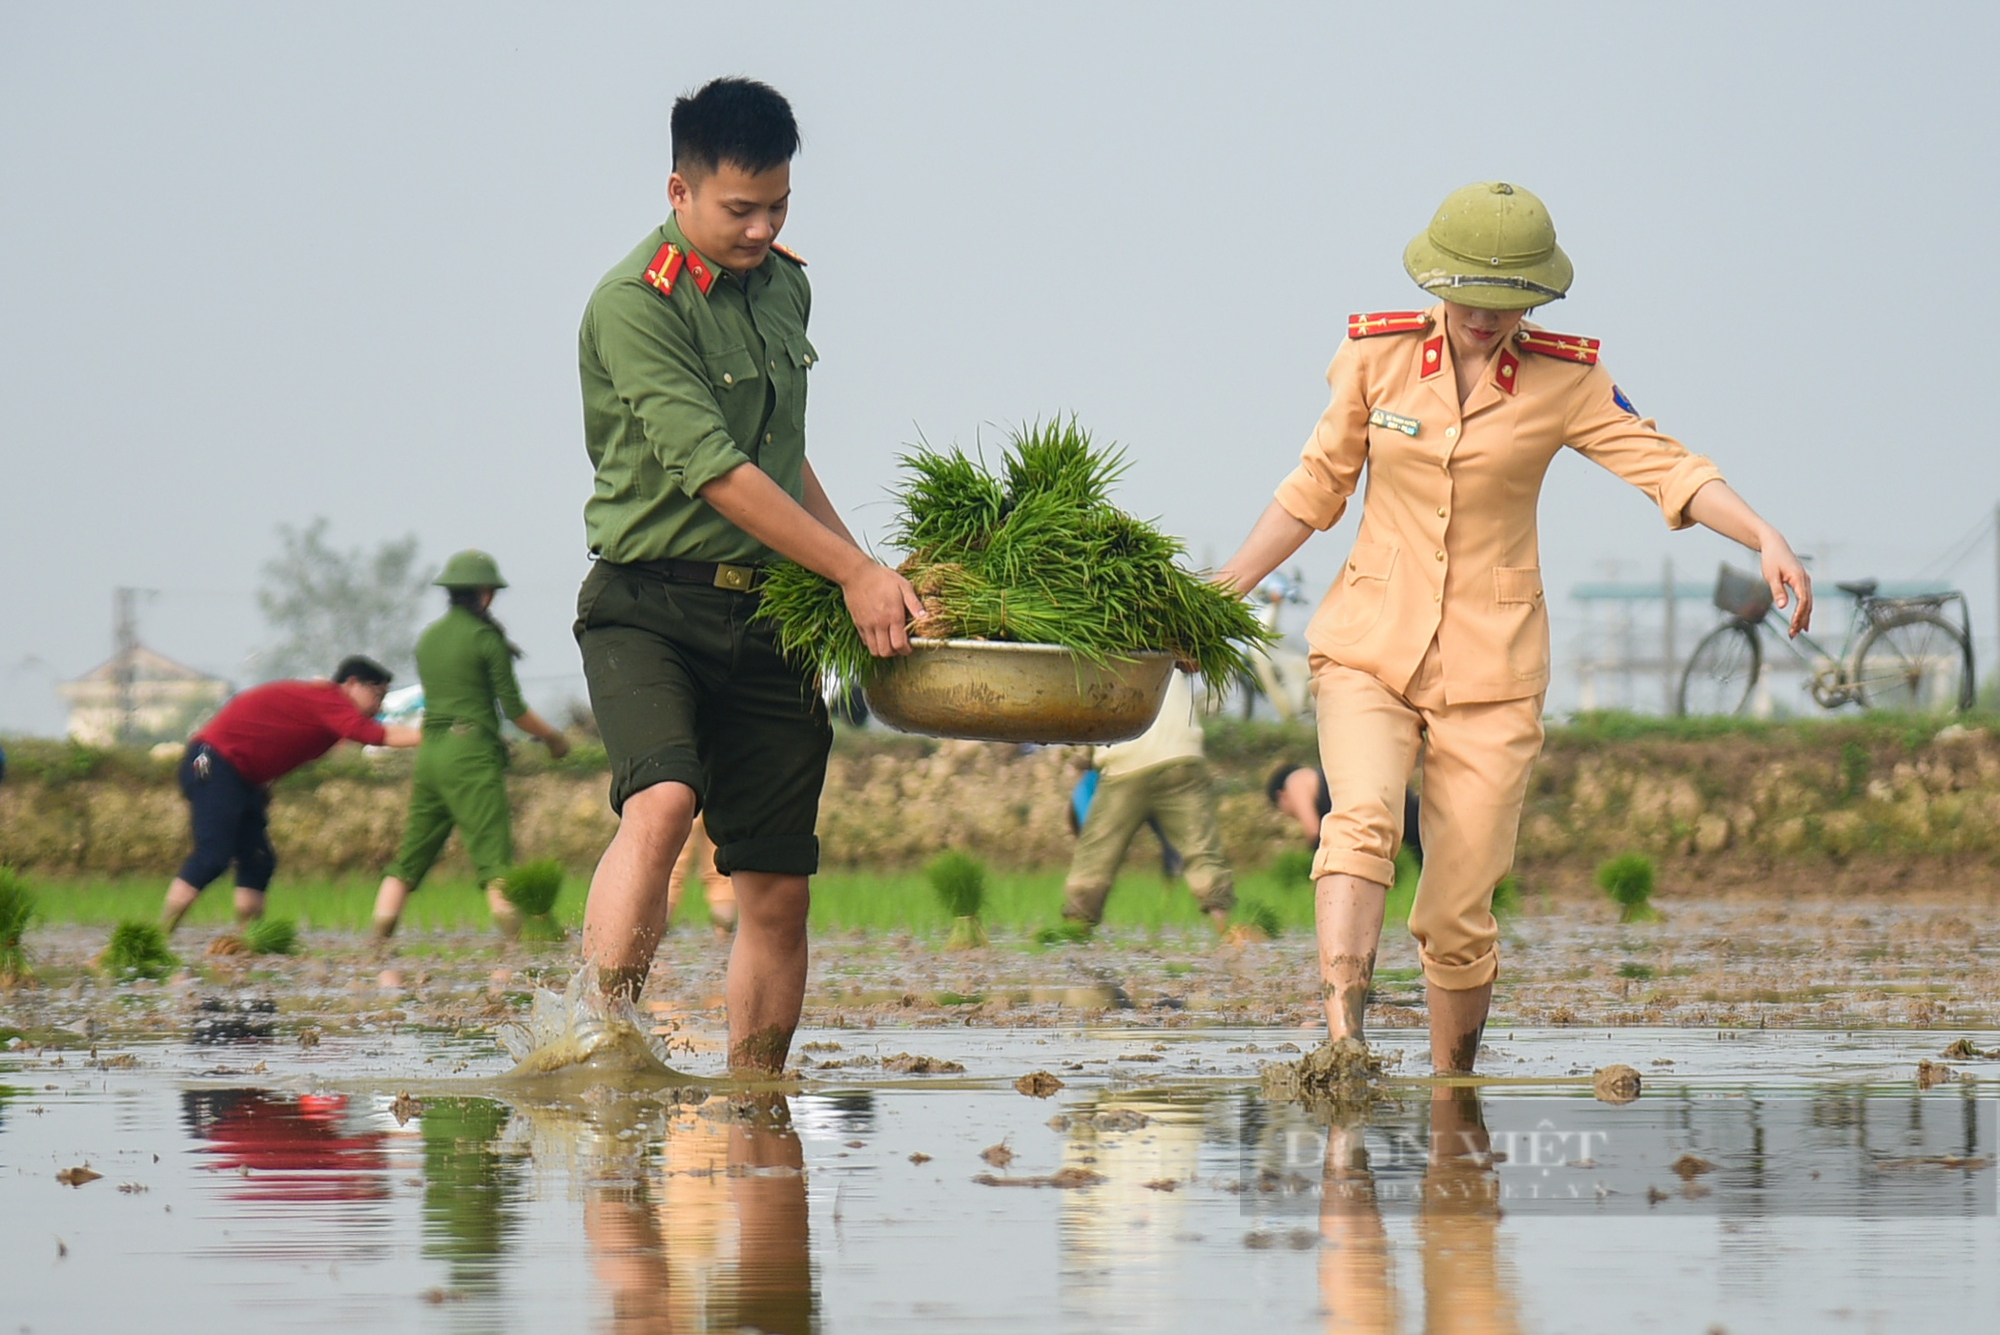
[
  {"x1": 641, "y1": 243, "x2": 684, "y2": 298},
  {"x1": 1612, "y1": 384, "x2": 1637, "y2": 415},
  {"x1": 1347, "y1": 310, "x2": 1432, "y2": 339},
  {"x1": 769, "y1": 242, "x2": 807, "y2": 266},
  {"x1": 1515, "y1": 329, "x2": 1601, "y2": 364}
]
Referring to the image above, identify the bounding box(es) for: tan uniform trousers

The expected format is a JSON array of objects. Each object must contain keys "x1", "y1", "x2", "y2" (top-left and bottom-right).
[
  {"x1": 1312, "y1": 640, "x2": 1543, "y2": 991},
  {"x1": 1062, "y1": 758, "x2": 1235, "y2": 925}
]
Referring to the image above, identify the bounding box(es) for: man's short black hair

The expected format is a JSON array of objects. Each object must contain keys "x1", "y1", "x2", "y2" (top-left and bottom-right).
[
  {"x1": 671, "y1": 77, "x2": 799, "y2": 179},
  {"x1": 1265, "y1": 763, "x2": 1304, "y2": 808},
  {"x1": 332, "y1": 655, "x2": 392, "y2": 688}
]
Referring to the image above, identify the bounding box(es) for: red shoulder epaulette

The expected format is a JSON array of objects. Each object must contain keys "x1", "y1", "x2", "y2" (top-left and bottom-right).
[
  {"x1": 1347, "y1": 310, "x2": 1431, "y2": 339},
  {"x1": 641, "y1": 243, "x2": 684, "y2": 298},
  {"x1": 1515, "y1": 329, "x2": 1601, "y2": 364},
  {"x1": 769, "y1": 242, "x2": 807, "y2": 266}
]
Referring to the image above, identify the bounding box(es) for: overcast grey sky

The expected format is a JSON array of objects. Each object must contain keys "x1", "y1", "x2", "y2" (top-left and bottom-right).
[{"x1": 4, "y1": 1, "x2": 1996, "y2": 735}]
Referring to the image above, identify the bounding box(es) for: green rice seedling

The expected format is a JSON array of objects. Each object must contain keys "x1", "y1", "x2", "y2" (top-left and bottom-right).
[
  {"x1": 1491, "y1": 875, "x2": 1521, "y2": 918},
  {"x1": 241, "y1": 917, "x2": 299, "y2": 956},
  {"x1": 1263, "y1": 847, "x2": 1315, "y2": 889},
  {"x1": 757, "y1": 419, "x2": 1275, "y2": 690},
  {"x1": 1234, "y1": 898, "x2": 1283, "y2": 939},
  {"x1": 102, "y1": 921, "x2": 177, "y2": 980},
  {"x1": 1596, "y1": 853, "x2": 1661, "y2": 923},
  {"x1": 0, "y1": 866, "x2": 36, "y2": 983},
  {"x1": 501, "y1": 860, "x2": 565, "y2": 919},
  {"x1": 1036, "y1": 919, "x2": 1094, "y2": 946},
  {"x1": 927, "y1": 850, "x2": 989, "y2": 950}
]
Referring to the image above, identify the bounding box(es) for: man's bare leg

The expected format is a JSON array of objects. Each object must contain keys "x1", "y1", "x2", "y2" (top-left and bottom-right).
[
  {"x1": 1427, "y1": 981, "x2": 1494, "y2": 1074},
  {"x1": 582, "y1": 783, "x2": 697, "y2": 1002},
  {"x1": 161, "y1": 878, "x2": 201, "y2": 933},
  {"x1": 372, "y1": 877, "x2": 413, "y2": 938},
  {"x1": 1316, "y1": 872, "x2": 1388, "y2": 1041},
  {"x1": 725, "y1": 871, "x2": 810, "y2": 1075},
  {"x1": 232, "y1": 887, "x2": 266, "y2": 926}
]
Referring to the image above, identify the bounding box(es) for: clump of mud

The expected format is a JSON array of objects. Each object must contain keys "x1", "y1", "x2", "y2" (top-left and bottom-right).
[
  {"x1": 1594, "y1": 1064, "x2": 1643, "y2": 1104},
  {"x1": 1260, "y1": 1037, "x2": 1383, "y2": 1107},
  {"x1": 1016, "y1": 1070, "x2": 1064, "y2": 1098},
  {"x1": 499, "y1": 968, "x2": 689, "y2": 1084}
]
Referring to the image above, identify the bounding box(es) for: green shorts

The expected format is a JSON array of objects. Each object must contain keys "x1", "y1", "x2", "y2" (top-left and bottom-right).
[{"x1": 575, "y1": 561, "x2": 833, "y2": 877}]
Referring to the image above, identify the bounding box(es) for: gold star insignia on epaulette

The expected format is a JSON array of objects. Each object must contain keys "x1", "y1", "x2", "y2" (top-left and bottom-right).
[{"x1": 1515, "y1": 329, "x2": 1601, "y2": 364}]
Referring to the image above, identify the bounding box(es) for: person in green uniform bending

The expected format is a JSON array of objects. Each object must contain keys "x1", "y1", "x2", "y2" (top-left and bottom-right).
[
  {"x1": 371, "y1": 550, "x2": 571, "y2": 939},
  {"x1": 574, "y1": 78, "x2": 917, "y2": 1075}
]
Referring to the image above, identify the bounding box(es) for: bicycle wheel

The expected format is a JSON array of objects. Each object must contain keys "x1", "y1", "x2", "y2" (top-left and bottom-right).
[
  {"x1": 1853, "y1": 612, "x2": 1975, "y2": 713},
  {"x1": 1677, "y1": 621, "x2": 1761, "y2": 716}
]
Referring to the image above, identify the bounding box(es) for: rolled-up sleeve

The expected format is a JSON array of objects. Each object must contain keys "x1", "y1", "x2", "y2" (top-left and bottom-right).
[
  {"x1": 1565, "y1": 365, "x2": 1723, "y2": 530},
  {"x1": 1274, "y1": 341, "x2": 1370, "y2": 531},
  {"x1": 587, "y1": 283, "x2": 753, "y2": 499}
]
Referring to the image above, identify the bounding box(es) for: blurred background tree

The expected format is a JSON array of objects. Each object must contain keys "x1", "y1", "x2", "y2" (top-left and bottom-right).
[{"x1": 255, "y1": 518, "x2": 432, "y2": 681}]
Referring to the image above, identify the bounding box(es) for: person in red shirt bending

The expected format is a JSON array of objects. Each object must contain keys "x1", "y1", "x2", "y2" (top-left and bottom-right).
[{"x1": 161, "y1": 656, "x2": 419, "y2": 933}]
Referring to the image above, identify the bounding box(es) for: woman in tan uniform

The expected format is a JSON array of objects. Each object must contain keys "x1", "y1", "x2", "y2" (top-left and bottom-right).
[{"x1": 1218, "y1": 182, "x2": 1812, "y2": 1073}]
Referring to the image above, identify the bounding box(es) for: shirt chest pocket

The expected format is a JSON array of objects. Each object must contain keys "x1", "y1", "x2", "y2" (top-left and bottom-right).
[{"x1": 703, "y1": 345, "x2": 762, "y2": 395}]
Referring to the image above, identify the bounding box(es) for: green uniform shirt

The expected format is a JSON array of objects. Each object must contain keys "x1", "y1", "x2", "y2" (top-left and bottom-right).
[
  {"x1": 578, "y1": 214, "x2": 818, "y2": 564},
  {"x1": 415, "y1": 607, "x2": 528, "y2": 737}
]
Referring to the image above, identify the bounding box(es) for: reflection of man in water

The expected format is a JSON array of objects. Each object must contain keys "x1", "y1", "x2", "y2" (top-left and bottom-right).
[
  {"x1": 180, "y1": 1088, "x2": 389, "y2": 1203},
  {"x1": 1318, "y1": 1087, "x2": 1520, "y2": 1334},
  {"x1": 584, "y1": 1093, "x2": 813, "y2": 1334}
]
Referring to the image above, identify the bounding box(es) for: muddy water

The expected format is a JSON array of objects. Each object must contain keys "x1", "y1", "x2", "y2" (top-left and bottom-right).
[{"x1": 4, "y1": 1024, "x2": 1995, "y2": 1333}]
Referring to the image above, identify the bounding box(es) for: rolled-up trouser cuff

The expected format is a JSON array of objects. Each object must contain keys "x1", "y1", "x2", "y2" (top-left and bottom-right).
[
  {"x1": 1186, "y1": 872, "x2": 1235, "y2": 915},
  {"x1": 715, "y1": 834, "x2": 820, "y2": 878},
  {"x1": 1312, "y1": 847, "x2": 1397, "y2": 887},
  {"x1": 610, "y1": 747, "x2": 705, "y2": 817},
  {"x1": 1420, "y1": 941, "x2": 1499, "y2": 991}
]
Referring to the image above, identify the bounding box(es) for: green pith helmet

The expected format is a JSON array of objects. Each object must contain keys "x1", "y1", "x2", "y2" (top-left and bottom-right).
[
  {"x1": 434, "y1": 549, "x2": 508, "y2": 590},
  {"x1": 1403, "y1": 181, "x2": 1573, "y2": 310}
]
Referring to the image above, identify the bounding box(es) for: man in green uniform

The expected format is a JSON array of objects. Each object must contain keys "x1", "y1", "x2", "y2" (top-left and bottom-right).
[
  {"x1": 574, "y1": 78, "x2": 918, "y2": 1074},
  {"x1": 373, "y1": 550, "x2": 570, "y2": 938}
]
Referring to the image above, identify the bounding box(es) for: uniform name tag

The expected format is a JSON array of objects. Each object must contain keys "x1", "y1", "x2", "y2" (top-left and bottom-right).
[{"x1": 1369, "y1": 408, "x2": 1421, "y2": 437}]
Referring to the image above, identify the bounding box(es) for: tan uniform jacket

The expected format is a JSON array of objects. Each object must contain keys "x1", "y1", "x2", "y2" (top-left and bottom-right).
[{"x1": 1276, "y1": 303, "x2": 1723, "y2": 704}]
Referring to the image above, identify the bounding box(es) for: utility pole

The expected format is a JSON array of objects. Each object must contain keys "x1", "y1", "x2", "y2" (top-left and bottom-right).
[
  {"x1": 111, "y1": 587, "x2": 156, "y2": 746},
  {"x1": 1662, "y1": 556, "x2": 1677, "y2": 714}
]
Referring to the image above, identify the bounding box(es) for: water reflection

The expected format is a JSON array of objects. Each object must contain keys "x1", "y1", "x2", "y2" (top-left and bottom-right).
[
  {"x1": 182, "y1": 1089, "x2": 391, "y2": 1203},
  {"x1": 1319, "y1": 1088, "x2": 1521, "y2": 1335},
  {"x1": 420, "y1": 1097, "x2": 523, "y2": 1295},
  {"x1": 517, "y1": 1090, "x2": 817, "y2": 1334}
]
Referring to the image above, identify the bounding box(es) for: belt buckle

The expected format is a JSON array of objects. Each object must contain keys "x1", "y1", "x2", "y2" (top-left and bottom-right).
[{"x1": 712, "y1": 563, "x2": 755, "y2": 592}]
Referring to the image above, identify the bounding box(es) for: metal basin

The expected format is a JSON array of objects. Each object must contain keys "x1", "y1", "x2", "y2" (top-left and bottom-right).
[{"x1": 863, "y1": 639, "x2": 1177, "y2": 744}]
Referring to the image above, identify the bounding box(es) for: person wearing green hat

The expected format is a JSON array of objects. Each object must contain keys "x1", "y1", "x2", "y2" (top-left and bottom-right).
[
  {"x1": 371, "y1": 549, "x2": 571, "y2": 938},
  {"x1": 1218, "y1": 181, "x2": 1813, "y2": 1074}
]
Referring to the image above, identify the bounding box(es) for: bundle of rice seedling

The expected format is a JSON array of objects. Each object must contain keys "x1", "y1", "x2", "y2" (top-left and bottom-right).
[
  {"x1": 102, "y1": 921, "x2": 177, "y2": 980},
  {"x1": 926, "y1": 850, "x2": 989, "y2": 950},
  {"x1": 1596, "y1": 854, "x2": 1660, "y2": 923},
  {"x1": 0, "y1": 866, "x2": 36, "y2": 984},
  {"x1": 1233, "y1": 898, "x2": 1283, "y2": 940},
  {"x1": 242, "y1": 917, "x2": 299, "y2": 956},
  {"x1": 757, "y1": 419, "x2": 1274, "y2": 686},
  {"x1": 501, "y1": 860, "x2": 565, "y2": 919}
]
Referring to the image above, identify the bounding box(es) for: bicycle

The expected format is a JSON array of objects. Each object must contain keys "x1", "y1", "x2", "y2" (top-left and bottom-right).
[{"x1": 1676, "y1": 563, "x2": 1976, "y2": 716}]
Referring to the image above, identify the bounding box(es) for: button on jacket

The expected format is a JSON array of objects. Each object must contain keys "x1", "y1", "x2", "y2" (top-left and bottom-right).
[
  {"x1": 1275, "y1": 303, "x2": 1722, "y2": 704},
  {"x1": 579, "y1": 215, "x2": 817, "y2": 565}
]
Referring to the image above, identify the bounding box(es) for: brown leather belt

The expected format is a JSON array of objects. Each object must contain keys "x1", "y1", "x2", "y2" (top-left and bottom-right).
[{"x1": 626, "y1": 558, "x2": 766, "y2": 592}]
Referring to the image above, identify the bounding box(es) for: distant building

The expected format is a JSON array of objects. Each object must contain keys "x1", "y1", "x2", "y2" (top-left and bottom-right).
[{"x1": 56, "y1": 646, "x2": 231, "y2": 747}]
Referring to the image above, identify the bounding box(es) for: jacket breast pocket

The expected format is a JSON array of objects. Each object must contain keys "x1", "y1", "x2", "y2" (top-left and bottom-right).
[
  {"x1": 703, "y1": 345, "x2": 762, "y2": 395},
  {"x1": 1492, "y1": 565, "x2": 1547, "y2": 680},
  {"x1": 1326, "y1": 540, "x2": 1398, "y2": 645}
]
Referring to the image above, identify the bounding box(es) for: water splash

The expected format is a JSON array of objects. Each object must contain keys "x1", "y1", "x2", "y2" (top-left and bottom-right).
[{"x1": 498, "y1": 966, "x2": 690, "y2": 1084}]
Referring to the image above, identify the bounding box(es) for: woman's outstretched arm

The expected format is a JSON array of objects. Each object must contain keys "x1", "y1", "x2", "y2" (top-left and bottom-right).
[{"x1": 1685, "y1": 480, "x2": 1813, "y2": 636}]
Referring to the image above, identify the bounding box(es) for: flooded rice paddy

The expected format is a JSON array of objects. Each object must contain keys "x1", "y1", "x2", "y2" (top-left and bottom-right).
[{"x1": 6, "y1": 1011, "x2": 1996, "y2": 1333}]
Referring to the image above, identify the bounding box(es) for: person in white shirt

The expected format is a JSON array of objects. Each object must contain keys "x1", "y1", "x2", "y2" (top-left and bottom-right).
[{"x1": 1061, "y1": 671, "x2": 1234, "y2": 932}]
